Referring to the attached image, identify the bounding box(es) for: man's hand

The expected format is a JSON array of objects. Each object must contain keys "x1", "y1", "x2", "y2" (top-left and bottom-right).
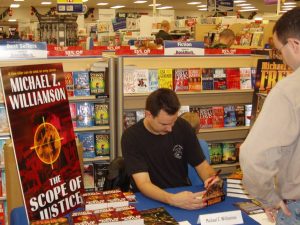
[
  {"x1": 204, "y1": 175, "x2": 220, "y2": 189},
  {"x1": 265, "y1": 200, "x2": 291, "y2": 223},
  {"x1": 168, "y1": 191, "x2": 207, "y2": 210}
]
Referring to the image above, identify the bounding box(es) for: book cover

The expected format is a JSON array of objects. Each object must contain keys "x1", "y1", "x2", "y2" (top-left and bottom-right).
[
  {"x1": 227, "y1": 192, "x2": 250, "y2": 199},
  {"x1": 94, "y1": 133, "x2": 110, "y2": 157},
  {"x1": 212, "y1": 106, "x2": 224, "y2": 128},
  {"x1": 64, "y1": 72, "x2": 74, "y2": 97},
  {"x1": 234, "y1": 201, "x2": 264, "y2": 215},
  {"x1": 209, "y1": 143, "x2": 222, "y2": 165},
  {"x1": 0, "y1": 171, "x2": 5, "y2": 197},
  {"x1": 123, "y1": 111, "x2": 137, "y2": 130},
  {"x1": 72, "y1": 211, "x2": 98, "y2": 224},
  {"x1": 222, "y1": 143, "x2": 237, "y2": 164},
  {"x1": 93, "y1": 163, "x2": 109, "y2": 191},
  {"x1": 140, "y1": 207, "x2": 178, "y2": 225},
  {"x1": 202, "y1": 68, "x2": 214, "y2": 90},
  {"x1": 0, "y1": 202, "x2": 4, "y2": 225},
  {"x1": 227, "y1": 169, "x2": 243, "y2": 184},
  {"x1": 173, "y1": 68, "x2": 189, "y2": 92},
  {"x1": 0, "y1": 105, "x2": 9, "y2": 133},
  {"x1": 224, "y1": 105, "x2": 237, "y2": 127},
  {"x1": 148, "y1": 69, "x2": 158, "y2": 92},
  {"x1": 227, "y1": 187, "x2": 248, "y2": 195},
  {"x1": 76, "y1": 102, "x2": 94, "y2": 127},
  {"x1": 252, "y1": 59, "x2": 293, "y2": 124},
  {"x1": 251, "y1": 32, "x2": 264, "y2": 47},
  {"x1": 77, "y1": 132, "x2": 95, "y2": 158},
  {"x1": 89, "y1": 70, "x2": 106, "y2": 95},
  {"x1": 69, "y1": 103, "x2": 77, "y2": 129},
  {"x1": 199, "y1": 107, "x2": 213, "y2": 129},
  {"x1": 31, "y1": 217, "x2": 69, "y2": 225},
  {"x1": 0, "y1": 63, "x2": 84, "y2": 221},
  {"x1": 240, "y1": 67, "x2": 252, "y2": 90},
  {"x1": 226, "y1": 68, "x2": 240, "y2": 90},
  {"x1": 158, "y1": 69, "x2": 173, "y2": 90},
  {"x1": 213, "y1": 68, "x2": 227, "y2": 90},
  {"x1": 94, "y1": 103, "x2": 109, "y2": 125},
  {"x1": 0, "y1": 139, "x2": 6, "y2": 165},
  {"x1": 134, "y1": 69, "x2": 149, "y2": 93},
  {"x1": 245, "y1": 104, "x2": 252, "y2": 127},
  {"x1": 124, "y1": 67, "x2": 136, "y2": 94},
  {"x1": 235, "y1": 105, "x2": 245, "y2": 126},
  {"x1": 73, "y1": 71, "x2": 90, "y2": 96},
  {"x1": 83, "y1": 163, "x2": 95, "y2": 191},
  {"x1": 188, "y1": 68, "x2": 202, "y2": 92},
  {"x1": 251, "y1": 67, "x2": 257, "y2": 89}
]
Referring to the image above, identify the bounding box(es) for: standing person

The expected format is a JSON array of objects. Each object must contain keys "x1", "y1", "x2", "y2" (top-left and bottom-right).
[
  {"x1": 240, "y1": 7, "x2": 300, "y2": 224},
  {"x1": 121, "y1": 88, "x2": 219, "y2": 210},
  {"x1": 155, "y1": 20, "x2": 173, "y2": 42},
  {"x1": 211, "y1": 28, "x2": 235, "y2": 48}
]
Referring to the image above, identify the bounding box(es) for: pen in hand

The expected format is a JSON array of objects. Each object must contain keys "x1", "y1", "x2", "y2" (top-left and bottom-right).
[{"x1": 206, "y1": 169, "x2": 222, "y2": 190}]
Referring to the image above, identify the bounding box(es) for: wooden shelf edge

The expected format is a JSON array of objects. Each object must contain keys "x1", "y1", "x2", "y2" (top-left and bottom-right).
[
  {"x1": 83, "y1": 156, "x2": 110, "y2": 162},
  {"x1": 74, "y1": 126, "x2": 110, "y2": 132},
  {"x1": 198, "y1": 126, "x2": 250, "y2": 133},
  {"x1": 0, "y1": 133, "x2": 10, "y2": 138}
]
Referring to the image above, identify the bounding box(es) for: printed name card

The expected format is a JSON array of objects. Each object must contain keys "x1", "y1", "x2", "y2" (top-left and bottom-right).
[
  {"x1": 164, "y1": 41, "x2": 204, "y2": 56},
  {"x1": 197, "y1": 210, "x2": 243, "y2": 225}
]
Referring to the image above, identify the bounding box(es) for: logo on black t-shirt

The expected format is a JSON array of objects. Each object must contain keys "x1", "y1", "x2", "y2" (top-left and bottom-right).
[{"x1": 173, "y1": 145, "x2": 183, "y2": 159}]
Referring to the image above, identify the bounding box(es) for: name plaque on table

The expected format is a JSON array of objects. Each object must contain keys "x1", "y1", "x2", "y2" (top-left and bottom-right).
[{"x1": 197, "y1": 210, "x2": 243, "y2": 225}]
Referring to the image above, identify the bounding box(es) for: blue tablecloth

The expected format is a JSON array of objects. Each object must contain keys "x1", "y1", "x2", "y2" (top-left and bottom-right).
[{"x1": 11, "y1": 185, "x2": 259, "y2": 225}]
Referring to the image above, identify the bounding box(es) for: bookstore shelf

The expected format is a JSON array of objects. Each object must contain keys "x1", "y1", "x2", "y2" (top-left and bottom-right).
[
  {"x1": 212, "y1": 162, "x2": 240, "y2": 176},
  {"x1": 124, "y1": 90, "x2": 253, "y2": 110},
  {"x1": 74, "y1": 126, "x2": 110, "y2": 132},
  {"x1": 0, "y1": 197, "x2": 6, "y2": 201},
  {"x1": 0, "y1": 165, "x2": 4, "y2": 169},
  {"x1": 83, "y1": 156, "x2": 110, "y2": 162},
  {"x1": 0, "y1": 133, "x2": 10, "y2": 138}
]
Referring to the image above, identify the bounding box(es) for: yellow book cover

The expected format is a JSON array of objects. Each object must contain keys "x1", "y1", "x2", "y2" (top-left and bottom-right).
[{"x1": 158, "y1": 69, "x2": 173, "y2": 90}]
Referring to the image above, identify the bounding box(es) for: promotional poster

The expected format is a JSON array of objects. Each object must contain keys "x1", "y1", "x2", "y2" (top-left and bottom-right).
[{"x1": 0, "y1": 63, "x2": 84, "y2": 222}]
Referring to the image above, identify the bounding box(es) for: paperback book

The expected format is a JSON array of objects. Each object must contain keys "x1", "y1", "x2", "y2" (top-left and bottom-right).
[
  {"x1": 76, "y1": 102, "x2": 94, "y2": 127},
  {"x1": 94, "y1": 103, "x2": 109, "y2": 125},
  {"x1": 158, "y1": 68, "x2": 173, "y2": 90},
  {"x1": 77, "y1": 132, "x2": 95, "y2": 158},
  {"x1": 240, "y1": 67, "x2": 252, "y2": 89},
  {"x1": 89, "y1": 70, "x2": 106, "y2": 95},
  {"x1": 209, "y1": 143, "x2": 222, "y2": 165},
  {"x1": 213, "y1": 68, "x2": 227, "y2": 90},
  {"x1": 140, "y1": 207, "x2": 178, "y2": 225},
  {"x1": 224, "y1": 105, "x2": 237, "y2": 127},
  {"x1": 134, "y1": 69, "x2": 149, "y2": 93},
  {"x1": 123, "y1": 111, "x2": 137, "y2": 130},
  {"x1": 64, "y1": 72, "x2": 74, "y2": 97},
  {"x1": 222, "y1": 143, "x2": 237, "y2": 164},
  {"x1": 202, "y1": 68, "x2": 214, "y2": 90},
  {"x1": 188, "y1": 68, "x2": 202, "y2": 91},
  {"x1": 199, "y1": 107, "x2": 213, "y2": 129},
  {"x1": 173, "y1": 68, "x2": 189, "y2": 92},
  {"x1": 73, "y1": 71, "x2": 90, "y2": 96},
  {"x1": 94, "y1": 133, "x2": 110, "y2": 157},
  {"x1": 212, "y1": 106, "x2": 224, "y2": 128},
  {"x1": 235, "y1": 105, "x2": 245, "y2": 126},
  {"x1": 226, "y1": 68, "x2": 240, "y2": 90},
  {"x1": 234, "y1": 201, "x2": 264, "y2": 215},
  {"x1": 69, "y1": 103, "x2": 77, "y2": 128},
  {"x1": 148, "y1": 69, "x2": 158, "y2": 92},
  {"x1": 93, "y1": 163, "x2": 109, "y2": 191},
  {"x1": 83, "y1": 163, "x2": 95, "y2": 191}
]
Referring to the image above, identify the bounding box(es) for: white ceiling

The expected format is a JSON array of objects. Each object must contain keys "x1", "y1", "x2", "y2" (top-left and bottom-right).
[{"x1": 0, "y1": 0, "x2": 299, "y2": 13}]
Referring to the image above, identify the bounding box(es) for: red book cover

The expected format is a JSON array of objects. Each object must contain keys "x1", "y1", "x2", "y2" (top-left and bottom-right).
[
  {"x1": 199, "y1": 107, "x2": 213, "y2": 129},
  {"x1": 173, "y1": 68, "x2": 189, "y2": 92},
  {"x1": 69, "y1": 103, "x2": 77, "y2": 128},
  {"x1": 213, "y1": 68, "x2": 227, "y2": 90},
  {"x1": 188, "y1": 68, "x2": 202, "y2": 92},
  {"x1": 0, "y1": 64, "x2": 84, "y2": 222},
  {"x1": 226, "y1": 68, "x2": 240, "y2": 89},
  {"x1": 212, "y1": 106, "x2": 224, "y2": 128},
  {"x1": 0, "y1": 202, "x2": 4, "y2": 225},
  {"x1": 64, "y1": 72, "x2": 74, "y2": 97}
]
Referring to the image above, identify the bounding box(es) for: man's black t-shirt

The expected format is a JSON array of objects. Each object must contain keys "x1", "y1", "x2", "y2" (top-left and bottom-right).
[
  {"x1": 155, "y1": 30, "x2": 173, "y2": 41},
  {"x1": 121, "y1": 117, "x2": 205, "y2": 189}
]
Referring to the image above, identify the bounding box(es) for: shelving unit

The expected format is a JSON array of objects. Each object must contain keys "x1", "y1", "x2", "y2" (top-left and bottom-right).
[{"x1": 116, "y1": 55, "x2": 267, "y2": 175}]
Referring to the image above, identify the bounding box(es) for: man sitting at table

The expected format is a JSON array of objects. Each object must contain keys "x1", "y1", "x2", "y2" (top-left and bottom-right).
[{"x1": 121, "y1": 88, "x2": 219, "y2": 210}]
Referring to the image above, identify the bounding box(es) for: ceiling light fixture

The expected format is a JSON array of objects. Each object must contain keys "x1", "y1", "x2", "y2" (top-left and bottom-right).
[
  {"x1": 187, "y1": 2, "x2": 201, "y2": 5},
  {"x1": 14, "y1": 0, "x2": 24, "y2": 2},
  {"x1": 241, "y1": 6, "x2": 255, "y2": 9},
  {"x1": 234, "y1": 0, "x2": 246, "y2": 3},
  {"x1": 156, "y1": 6, "x2": 173, "y2": 9},
  {"x1": 82, "y1": 0, "x2": 88, "y2": 2},
  {"x1": 97, "y1": 2, "x2": 108, "y2": 5},
  {"x1": 41, "y1": 2, "x2": 51, "y2": 4},
  {"x1": 283, "y1": 2, "x2": 296, "y2": 5},
  {"x1": 110, "y1": 5, "x2": 125, "y2": 8},
  {"x1": 149, "y1": 3, "x2": 161, "y2": 6},
  {"x1": 10, "y1": 3, "x2": 20, "y2": 8},
  {"x1": 134, "y1": 0, "x2": 147, "y2": 3},
  {"x1": 238, "y1": 8, "x2": 258, "y2": 12},
  {"x1": 236, "y1": 3, "x2": 251, "y2": 6},
  {"x1": 8, "y1": 19, "x2": 17, "y2": 22},
  {"x1": 282, "y1": 5, "x2": 296, "y2": 8},
  {"x1": 197, "y1": 4, "x2": 207, "y2": 7},
  {"x1": 198, "y1": 8, "x2": 207, "y2": 11}
]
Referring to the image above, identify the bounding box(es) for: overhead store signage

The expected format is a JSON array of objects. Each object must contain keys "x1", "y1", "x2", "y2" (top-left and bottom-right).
[
  {"x1": 0, "y1": 41, "x2": 47, "y2": 59},
  {"x1": 57, "y1": 0, "x2": 83, "y2": 13},
  {"x1": 164, "y1": 41, "x2": 204, "y2": 56},
  {"x1": 207, "y1": 0, "x2": 233, "y2": 12}
]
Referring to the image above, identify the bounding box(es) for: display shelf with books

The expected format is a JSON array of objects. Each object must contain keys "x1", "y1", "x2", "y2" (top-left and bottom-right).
[{"x1": 116, "y1": 55, "x2": 267, "y2": 174}]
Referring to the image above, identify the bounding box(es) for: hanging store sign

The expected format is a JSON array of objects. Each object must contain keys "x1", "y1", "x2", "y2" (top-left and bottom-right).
[
  {"x1": 0, "y1": 41, "x2": 47, "y2": 59},
  {"x1": 164, "y1": 41, "x2": 204, "y2": 56},
  {"x1": 57, "y1": 0, "x2": 83, "y2": 13}
]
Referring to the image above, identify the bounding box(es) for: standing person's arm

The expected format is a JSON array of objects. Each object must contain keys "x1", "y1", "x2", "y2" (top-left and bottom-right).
[{"x1": 132, "y1": 172, "x2": 207, "y2": 210}]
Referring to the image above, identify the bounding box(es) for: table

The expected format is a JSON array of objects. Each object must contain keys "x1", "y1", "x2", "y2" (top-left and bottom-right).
[
  {"x1": 134, "y1": 185, "x2": 260, "y2": 225},
  {"x1": 11, "y1": 185, "x2": 260, "y2": 225}
]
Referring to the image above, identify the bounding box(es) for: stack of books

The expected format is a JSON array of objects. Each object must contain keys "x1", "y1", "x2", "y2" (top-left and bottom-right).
[{"x1": 226, "y1": 169, "x2": 250, "y2": 199}]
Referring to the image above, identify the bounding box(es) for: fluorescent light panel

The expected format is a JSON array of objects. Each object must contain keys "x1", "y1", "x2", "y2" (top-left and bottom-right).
[
  {"x1": 197, "y1": 4, "x2": 207, "y2": 7},
  {"x1": 10, "y1": 3, "x2": 20, "y2": 7},
  {"x1": 110, "y1": 5, "x2": 125, "y2": 8},
  {"x1": 8, "y1": 19, "x2": 17, "y2": 21},
  {"x1": 134, "y1": 0, "x2": 147, "y2": 3},
  {"x1": 198, "y1": 8, "x2": 207, "y2": 11},
  {"x1": 41, "y1": 2, "x2": 51, "y2": 4},
  {"x1": 97, "y1": 2, "x2": 108, "y2": 5},
  {"x1": 283, "y1": 2, "x2": 296, "y2": 5},
  {"x1": 241, "y1": 6, "x2": 255, "y2": 9},
  {"x1": 14, "y1": 0, "x2": 24, "y2": 2},
  {"x1": 239, "y1": 8, "x2": 258, "y2": 11},
  {"x1": 236, "y1": 3, "x2": 251, "y2": 6},
  {"x1": 187, "y1": 2, "x2": 201, "y2": 5},
  {"x1": 234, "y1": 0, "x2": 246, "y2": 2}
]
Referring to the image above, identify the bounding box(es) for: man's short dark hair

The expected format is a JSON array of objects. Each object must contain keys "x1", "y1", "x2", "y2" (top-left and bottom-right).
[
  {"x1": 219, "y1": 29, "x2": 235, "y2": 39},
  {"x1": 273, "y1": 7, "x2": 300, "y2": 44},
  {"x1": 145, "y1": 88, "x2": 180, "y2": 117}
]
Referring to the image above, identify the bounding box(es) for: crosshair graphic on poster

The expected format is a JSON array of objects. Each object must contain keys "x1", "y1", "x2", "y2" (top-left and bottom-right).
[{"x1": 30, "y1": 117, "x2": 64, "y2": 169}]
